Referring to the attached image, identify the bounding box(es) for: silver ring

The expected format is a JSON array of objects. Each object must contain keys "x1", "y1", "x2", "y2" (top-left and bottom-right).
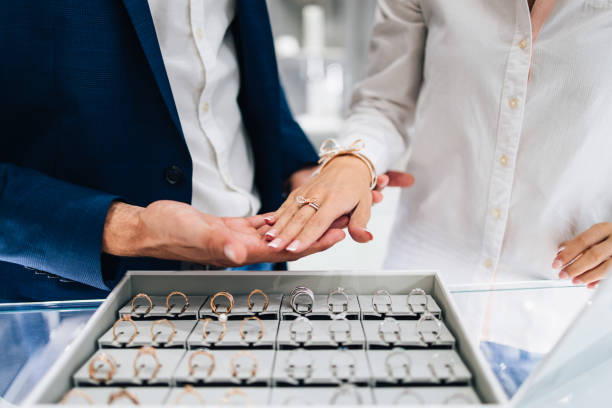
[
  {"x1": 392, "y1": 390, "x2": 425, "y2": 405},
  {"x1": 289, "y1": 316, "x2": 313, "y2": 344},
  {"x1": 407, "y1": 288, "x2": 429, "y2": 313},
  {"x1": 286, "y1": 349, "x2": 314, "y2": 382},
  {"x1": 371, "y1": 289, "x2": 393, "y2": 315},
  {"x1": 330, "y1": 350, "x2": 356, "y2": 383},
  {"x1": 290, "y1": 286, "x2": 314, "y2": 314},
  {"x1": 428, "y1": 352, "x2": 457, "y2": 383},
  {"x1": 415, "y1": 311, "x2": 442, "y2": 345},
  {"x1": 327, "y1": 287, "x2": 349, "y2": 316},
  {"x1": 378, "y1": 316, "x2": 401, "y2": 345},
  {"x1": 328, "y1": 318, "x2": 352, "y2": 345},
  {"x1": 329, "y1": 385, "x2": 363, "y2": 405},
  {"x1": 385, "y1": 349, "x2": 412, "y2": 382}
]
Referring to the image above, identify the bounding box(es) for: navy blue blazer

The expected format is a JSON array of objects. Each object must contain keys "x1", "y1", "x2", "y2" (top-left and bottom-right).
[{"x1": 0, "y1": 1, "x2": 318, "y2": 301}]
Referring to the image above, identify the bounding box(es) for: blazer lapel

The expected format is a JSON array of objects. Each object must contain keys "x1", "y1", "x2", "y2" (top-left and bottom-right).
[{"x1": 122, "y1": 0, "x2": 183, "y2": 137}]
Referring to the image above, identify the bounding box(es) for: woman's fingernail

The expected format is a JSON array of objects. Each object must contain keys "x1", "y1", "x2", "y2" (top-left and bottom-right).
[
  {"x1": 552, "y1": 259, "x2": 563, "y2": 269},
  {"x1": 559, "y1": 271, "x2": 569, "y2": 279},
  {"x1": 224, "y1": 245, "x2": 238, "y2": 263},
  {"x1": 363, "y1": 229, "x2": 374, "y2": 241},
  {"x1": 265, "y1": 229, "x2": 277, "y2": 240},
  {"x1": 268, "y1": 238, "x2": 282, "y2": 249},
  {"x1": 286, "y1": 240, "x2": 300, "y2": 252},
  {"x1": 264, "y1": 216, "x2": 275, "y2": 225},
  {"x1": 573, "y1": 277, "x2": 582, "y2": 284}
]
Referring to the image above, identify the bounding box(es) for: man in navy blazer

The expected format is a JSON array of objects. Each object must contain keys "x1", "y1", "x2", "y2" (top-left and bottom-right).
[{"x1": 0, "y1": 0, "x2": 350, "y2": 302}]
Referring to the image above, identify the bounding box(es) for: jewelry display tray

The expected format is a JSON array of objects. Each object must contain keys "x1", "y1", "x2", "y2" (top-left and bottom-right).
[{"x1": 26, "y1": 270, "x2": 508, "y2": 406}]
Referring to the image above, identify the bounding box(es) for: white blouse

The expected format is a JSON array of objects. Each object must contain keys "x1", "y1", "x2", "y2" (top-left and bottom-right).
[{"x1": 340, "y1": 0, "x2": 612, "y2": 350}]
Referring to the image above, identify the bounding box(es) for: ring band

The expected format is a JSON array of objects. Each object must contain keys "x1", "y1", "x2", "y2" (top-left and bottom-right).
[
  {"x1": 108, "y1": 389, "x2": 139, "y2": 405},
  {"x1": 133, "y1": 346, "x2": 161, "y2": 380},
  {"x1": 230, "y1": 350, "x2": 258, "y2": 379},
  {"x1": 330, "y1": 349, "x2": 356, "y2": 381},
  {"x1": 290, "y1": 286, "x2": 314, "y2": 314},
  {"x1": 372, "y1": 289, "x2": 393, "y2": 315},
  {"x1": 210, "y1": 291, "x2": 234, "y2": 315},
  {"x1": 60, "y1": 389, "x2": 94, "y2": 405},
  {"x1": 188, "y1": 350, "x2": 215, "y2": 377},
  {"x1": 221, "y1": 388, "x2": 252, "y2": 405},
  {"x1": 378, "y1": 316, "x2": 401, "y2": 345},
  {"x1": 327, "y1": 287, "x2": 349, "y2": 315},
  {"x1": 131, "y1": 293, "x2": 153, "y2": 315},
  {"x1": 385, "y1": 349, "x2": 412, "y2": 381},
  {"x1": 247, "y1": 289, "x2": 269, "y2": 312},
  {"x1": 415, "y1": 311, "x2": 442, "y2": 344},
  {"x1": 174, "y1": 385, "x2": 205, "y2": 404},
  {"x1": 202, "y1": 318, "x2": 227, "y2": 343},
  {"x1": 289, "y1": 316, "x2": 314, "y2": 343},
  {"x1": 407, "y1": 288, "x2": 429, "y2": 312},
  {"x1": 286, "y1": 349, "x2": 314, "y2": 381},
  {"x1": 239, "y1": 316, "x2": 265, "y2": 341},
  {"x1": 150, "y1": 319, "x2": 176, "y2": 345},
  {"x1": 112, "y1": 315, "x2": 138, "y2": 344},
  {"x1": 88, "y1": 353, "x2": 116, "y2": 384},
  {"x1": 166, "y1": 291, "x2": 189, "y2": 314}
]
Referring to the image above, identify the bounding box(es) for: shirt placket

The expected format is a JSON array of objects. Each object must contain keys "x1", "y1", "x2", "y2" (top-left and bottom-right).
[{"x1": 479, "y1": 0, "x2": 533, "y2": 280}]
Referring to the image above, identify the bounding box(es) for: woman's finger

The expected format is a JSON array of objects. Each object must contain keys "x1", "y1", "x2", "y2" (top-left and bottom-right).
[
  {"x1": 372, "y1": 190, "x2": 384, "y2": 204},
  {"x1": 572, "y1": 258, "x2": 612, "y2": 285},
  {"x1": 282, "y1": 204, "x2": 345, "y2": 253},
  {"x1": 348, "y1": 197, "x2": 373, "y2": 243},
  {"x1": 560, "y1": 238, "x2": 612, "y2": 279},
  {"x1": 587, "y1": 280, "x2": 601, "y2": 289},
  {"x1": 264, "y1": 199, "x2": 301, "y2": 242},
  {"x1": 270, "y1": 205, "x2": 318, "y2": 251},
  {"x1": 554, "y1": 223, "x2": 612, "y2": 269}
]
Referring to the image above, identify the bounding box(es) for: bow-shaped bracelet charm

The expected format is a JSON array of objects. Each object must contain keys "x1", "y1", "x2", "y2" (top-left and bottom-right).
[{"x1": 315, "y1": 138, "x2": 377, "y2": 190}]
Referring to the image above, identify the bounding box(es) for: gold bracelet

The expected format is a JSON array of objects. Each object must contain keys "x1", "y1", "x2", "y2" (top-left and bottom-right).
[{"x1": 318, "y1": 139, "x2": 378, "y2": 190}]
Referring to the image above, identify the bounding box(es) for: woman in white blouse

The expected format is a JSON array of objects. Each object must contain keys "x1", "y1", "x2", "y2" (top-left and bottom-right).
[{"x1": 264, "y1": 0, "x2": 612, "y2": 349}]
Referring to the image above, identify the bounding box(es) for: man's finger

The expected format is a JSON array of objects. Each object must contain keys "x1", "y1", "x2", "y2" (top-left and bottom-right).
[
  {"x1": 387, "y1": 171, "x2": 415, "y2": 187},
  {"x1": 372, "y1": 190, "x2": 384, "y2": 204},
  {"x1": 573, "y1": 258, "x2": 612, "y2": 285},
  {"x1": 330, "y1": 215, "x2": 350, "y2": 229},
  {"x1": 560, "y1": 238, "x2": 612, "y2": 279},
  {"x1": 348, "y1": 198, "x2": 373, "y2": 243},
  {"x1": 207, "y1": 224, "x2": 248, "y2": 265},
  {"x1": 554, "y1": 223, "x2": 612, "y2": 269},
  {"x1": 375, "y1": 174, "x2": 389, "y2": 191}
]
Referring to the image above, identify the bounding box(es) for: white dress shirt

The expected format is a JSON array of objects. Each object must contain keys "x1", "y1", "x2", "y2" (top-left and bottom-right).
[
  {"x1": 341, "y1": 0, "x2": 612, "y2": 351},
  {"x1": 148, "y1": 0, "x2": 260, "y2": 217}
]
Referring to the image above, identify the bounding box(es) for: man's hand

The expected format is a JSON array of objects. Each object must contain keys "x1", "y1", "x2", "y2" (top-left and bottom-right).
[
  {"x1": 102, "y1": 201, "x2": 345, "y2": 267},
  {"x1": 553, "y1": 222, "x2": 612, "y2": 289}
]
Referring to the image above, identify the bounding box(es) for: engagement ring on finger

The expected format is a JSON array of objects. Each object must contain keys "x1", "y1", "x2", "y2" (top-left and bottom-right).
[{"x1": 296, "y1": 195, "x2": 320, "y2": 211}]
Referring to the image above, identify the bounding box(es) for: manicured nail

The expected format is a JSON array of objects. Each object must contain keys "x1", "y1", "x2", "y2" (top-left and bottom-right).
[
  {"x1": 589, "y1": 283, "x2": 599, "y2": 290},
  {"x1": 286, "y1": 240, "x2": 300, "y2": 252},
  {"x1": 265, "y1": 229, "x2": 277, "y2": 240},
  {"x1": 268, "y1": 238, "x2": 282, "y2": 249},
  {"x1": 552, "y1": 259, "x2": 563, "y2": 269},
  {"x1": 572, "y1": 277, "x2": 582, "y2": 285},
  {"x1": 363, "y1": 229, "x2": 374, "y2": 241},
  {"x1": 224, "y1": 245, "x2": 238, "y2": 263},
  {"x1": 559, "y1": 271, "x2": 569, "y2": 279},
  {"x1": 264, "y1": 216, "x2": 275, "y2": 225}
]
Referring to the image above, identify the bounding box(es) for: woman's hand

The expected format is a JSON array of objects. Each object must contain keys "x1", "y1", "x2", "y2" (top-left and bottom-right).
[
  {"x1": 552, "y1": 222, "x2": 612, "y2": 289},
  {"x1": 264, "y1": 155, "x2": 386, "y2": 253}
]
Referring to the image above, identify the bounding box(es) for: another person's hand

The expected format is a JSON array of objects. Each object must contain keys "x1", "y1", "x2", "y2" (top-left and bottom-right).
[
  {"x1": 264, "y1": 155, "x2": 414, "y2": 253},
  {"x1": 552, "y1": 222, "x2": 612, "y2": 289},
  {"x1": 102, "y1": 201, "x2": 345, "y2": 267}
]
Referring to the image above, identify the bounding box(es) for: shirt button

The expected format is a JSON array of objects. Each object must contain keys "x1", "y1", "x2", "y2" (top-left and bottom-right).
[
  {"x1": 509, "y1": 97, "x2": 519, "y2": 109},
  {"x1": 518, "y1": 38, "x2": 528, "y2": 49},
  {"x1": 164, "y1": 165, "x2": 184, "y2": 185},
  {"x1": 499, "y1": 155, "x2": 509, "y2": 167},
  {"x1": 492, "y1": 208, "x2": 501, "y2": 219},
  {"x1": 485, "y1": 258, "x2": 494, "y2": 269},
  {"x1": 195, "y1": 27, "x2": 204, "y2": 40},
  {"x1": 202, "y1": 102, "x2": 210, "y2": 113}
]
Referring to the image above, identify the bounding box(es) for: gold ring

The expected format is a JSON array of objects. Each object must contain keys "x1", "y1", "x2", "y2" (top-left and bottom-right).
[
  {"x1": 88, "y1": 353, "x2": 116, "y2": 384},
  {"x1": 166, "y1": 291, "x2": 189, "y2": 314},
  {"x1": 296, "y1": 195, "x2": 320, "y2": 210},
  {"x1": 239, "y1": 316, "x2": 264, "y2": 341},
  {"x1": 108, "y1": 389, "x2": 139, "y2": 405},
  {"x1": 188, "y1": 350, "x2": 216, "y2": 377},
  {"x1": 202, "y1": 318, "x2": 227, "y2": 342},
  {"x1": 210, "y1": 291, "x2": 234, "y2": 315},
  {"x1": 112, "y1": 315, "x2": 139, "y2": 344},
  {"x1": 60, "y1": 389, "x2": 93, "y2": 405},
  {"x1": 230, "y1": 350, "x2": 258, "y2": 379},
  {"x1": 150, "y1": 319, "x2": 176, "y2": 345},
  {"x1": 131, "y1": 293, "x2": 153, "y2": 315},
  {"x1": 247, "y1": 289, "x2": 269, "y2": 312},
  {"x1": 174, "y1": 385, "x2": 205, "y2": 404},
  {"x1": 221, "y1": 388, "x2": 252, "y2": 405},
  {"x1": 133, "y1": 346, "x2": 161, "y2": 380}
]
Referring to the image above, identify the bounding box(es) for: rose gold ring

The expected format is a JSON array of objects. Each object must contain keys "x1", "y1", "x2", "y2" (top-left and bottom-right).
[
  {"x1": 88, "y1": 352, "x2": 116, "y2": 384},
  {"x1": 221, "y1": 388, "x2": 252, "y2": 405},
  {"x1": 131, "y1": 293, "x2": 153, "y2": 315},
  {"x1": 230, "y1": 350, "x2": 258, "y2": 379},
  {"x1": 150, "y1": 319, "x2": 176, "y2": 345},
  {"x1": 296, "y1": 195, "x2": 320, "y2": 211},
  {"x1": 60, "y1": 389, "x2": 94, "y2": 405},
  {"x1": 188, "y1": 350, "x2": 216, "y2": 377},
  {"x1": 133, "y1": 346, "x2": 161, "y2": 380},
  {"x1": 202, "y1": 318, "x2": 227, "y2": 343},
  {"x1": 174, "y1": 385, "x2": 205, "y2": 404},
  {"x1": 166, "y1": 291, "x2": 189, "y2": 314},
  {"x1": 239, "y1": 316, "x2": 264, "y2": 341},
  {"x1": 210, "y1": 291, "x2": 234, "y2": 315},
  {"x1": 112, "y1": 315, "x2": 139, "y2": 344},
  {"x1": 247, "y1": 289, "x2": 269, "y2": 312},
  {"x1": 108, "y1": 389, "x2": 139, "y2": 405}
]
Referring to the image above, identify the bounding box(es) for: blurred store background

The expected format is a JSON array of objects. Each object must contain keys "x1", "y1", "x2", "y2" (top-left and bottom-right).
[{"x1": 266, "y1": 0, "x2": 402, "y2": 271}]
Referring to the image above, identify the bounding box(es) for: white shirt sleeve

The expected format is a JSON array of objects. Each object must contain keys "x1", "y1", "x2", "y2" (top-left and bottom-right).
[{"x1": 339, "y1": 0, "x2": 426, "y2": 173}]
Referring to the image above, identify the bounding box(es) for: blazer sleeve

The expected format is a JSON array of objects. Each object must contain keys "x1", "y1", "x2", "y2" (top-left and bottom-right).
[
  {"x1": 278, "y1": 87, "x2": 319, "y2": 183},
  {"x1": 0, "y1": 163, "x2": 120, "y2": 290}
]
